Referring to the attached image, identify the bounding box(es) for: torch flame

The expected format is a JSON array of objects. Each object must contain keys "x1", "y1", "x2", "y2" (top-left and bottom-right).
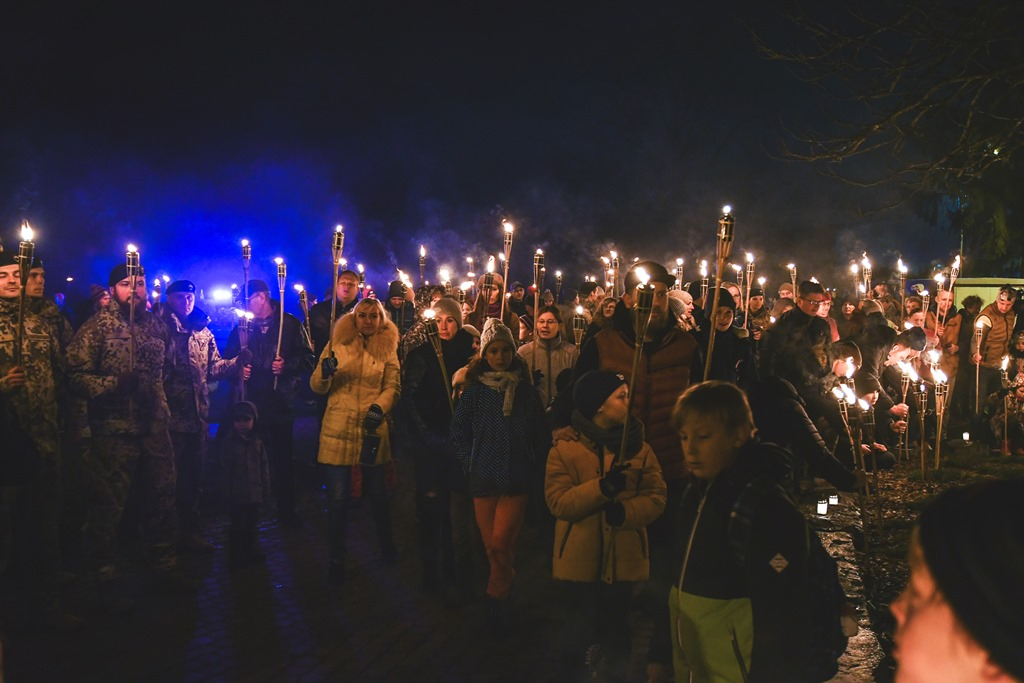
[
  {"x1": 928, "y1": 349, "x2": 941, "y2": 365},
  {"x1": 1002, "y1": 356, "x2": 1010, "y2": 371},
  {"x1": 241, "y1": 238, "x2": 249, "y2": 247},
  {"x1": 636, "y1": 267, "x2": 650, "y2": 286},
  {"x1": 831, "y1": 387, "x2": 844, "y2": 399},
  {"x1": 722, "y1": 205, "x2": 732, "y2": 215},
  {"x1": 786, "y1": 263, "x2": 795, "y2": 270},
  {"x1": 153, "y1": 278, "x2": 160, "y2": 287},
  {"x1": 294, "y1": 283, "x2": 304, "y2": 293},
  {"x1": 845, "y1": 357, "x2": 855, "y2": 378},
  {"x1": 503, "y1": 221, "x2": 514, "y2": 234},
  {"x1": 357, "y1": 263, "x2": 364, "y2": 274},
  {"x1": 933, "y1": 369, "x2": 948, "y2": 383},
  {"x1": 699, "y1": 260, "x2": 708, "y2": 277},
  {"x1": 757, "y1": 276, "x2": 766, "y2": 286},
  {"x1": 898, "y1": 258, "x2": 907, "y2": 274},
  {"x1": 934, "y1": 273, "x2": 945, "y2": 284},
  {"x1": 676, "y1": 258, "x2": 683, "y2": 266},
  {"x1": 861, "y1": 253, "x2": 871, "y2": 269},
  {"x1": 127, "y1": 243, "x2": 137, "y2": 254},
  {"x1": 274, "y1": 257, "x2": 284, "y2": 265},
  {"x1": 420, "y1": 245, "x2": 426, "y2": 258},
  {"x1": 609, "y1": 250, "x2": 617, "y2": 259},
  {"x1": 745, "y1": 252, "x2": 753, "y2": 263},
  {"x1": 850, "y1": 263, "x2": 859, "y2": 275},
  {"x1": 20, "y1": 222, "x2": 33, "y2": 242},
  {"x1": 575, "y1": 305, "x2": 584, "y2": 315},
  {"x1": 422, "y1": 308, "x2": 436, "y2": 320},
  {"x1": 162, "y1": 274, "x2": 170, "y2": 283},
  {"x1": 858, "y1": 398, "x2": 871, "y2": 411},
  {"x1": 460, "y1": 281, "x2": 472, "y2": 291},
  {"x1": 952, "y1": 255, "x2": 961, "y2": 269},
  {"x1": 439, "y1": 268, "x2": 450, "y2": 281},
  {"x1": 555, "y1": 270, "x2": 562, "y2": 278},
  {"x1": 841, "y1": 385, "x2": 857, "y2": 404},
  {"x1": 732, "y1": 263, "x2": 742, "y2": 273},
  {"x1": 486, "y1": 257, "x2": 495, "y2": 273},
  {"x1": 335, "y1": 224, "x2": 344, "y2": 234}
]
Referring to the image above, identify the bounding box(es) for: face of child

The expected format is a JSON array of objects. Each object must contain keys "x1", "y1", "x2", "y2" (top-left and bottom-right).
[
  {"x1": 712, "y1": 306, "x2": 734, "y2": 332},
  {"x1": 485, "y1": 340, "x2": 513, "y2": 371},
  {"x1": 890, "y1": 536, "x2": 996, "y2": 682},
  {"x1": 593, "y1": 384, "x2": 629, "y2": 429},
  {"x1": 678, "y1": 413, "x2": 745, "y2": 480},
  {"x1": 233, "y1": 416, "x2": 254, "y2": 435}
]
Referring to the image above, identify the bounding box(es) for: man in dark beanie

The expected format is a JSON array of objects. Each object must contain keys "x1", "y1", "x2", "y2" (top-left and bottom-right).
[
  {"x1": 746, "y1": 286, "x2": 770, "y2": 339},
  {"x1": 891, "y1": 478, "x2": 1024, "y2": 681},
  {"x1": 224, "y1": 277, "x2": 314, "y2": 528},
  {"x1": 383, "y1": 279, "x2": 415, "y2": 338},
  {"x1": 308, "y1": 269, "x2": 361, "y2": 359},
  {"x1": 66, "y1": 260, "x2": 190, "y2": 599},
  {"x1": 161, "y1": 280, "x2": 246, "y2": 551}
]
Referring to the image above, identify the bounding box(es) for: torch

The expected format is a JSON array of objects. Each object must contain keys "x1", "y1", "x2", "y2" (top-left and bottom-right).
[
  {"x1": 422, "y1": 308, "x2": 455, "y2": 413},
  {"x1": 699, "y1": 260, "x2": 709, "y2": 304},
  {"x1": 743, "y1": 252, "x2": 754, "y2": 326},
  {"x1": 152, "y1": 277, "x2": 163, "y2": 308},
  {"x1": 357, "y1": 263, "x2": 366, "y2": 291},
  {"x1": 703, "y1": 206, "x2": 735, "y2": 381},
  {"x1": 419, "y1": 245, "x2": 427, "y2": 286},
  {"x1": 832, "y1": 383, "x2": 871, "y2": 550},
  {"x1": 327, "y1": 225, "x2": 345, "y2": 361},
  {"x1": 674, "y1": 258, "x2": 684, "y2": 291},
  {"x1": 850, "y1": 262, "x2": 860, "y2": 300},
  {"x1": 14, "y1": 221, "x2": 35, "y2": 367},
  {"x1": 295, "y1": 284, "x2": 312, "y2": 342},
  {"x1": 273, "y1": 257, "x2": 286, "y2": 390},
  {"x1": 500, "y1": 221, "x2": 514, "y2": 318},
  {"x1": 572, "y1": 305, "x2": 586, "y2": 347},
  {"x1": 897, "y1": 361, "x2": 918, "y2": 465},
  {"x1": 787, "y1": 263, "x2": 797, "y2": 294},
  {"x1": 933, "y1": 370, "x2": 949, "y2": 469},
  {"x1": 466, "y1": 256, "x2": 476, "y2": 301},
  {"x1": 237, "y1": 309, "x2": 253, "y2": 400},
  {"x1": 555, "y1": 270, "x2": 563, "y2": 304},
  {"x1": 861, "y1": 253, "x2": 872, "y2": 296},
  {"x1": 125, "y1": 243, "x2": 141, "y2": 371},
  {"x1": 440, "y1": 268, "x2": 451, "y2": 295},
  {"x1": 482, "y1": 258, "x2": 496, "y2": 316},
  {"x1": 920, "y1": 290, "x2": 930, "y2": 319},
  {"x1": 939, "y1": 255, "x2": 961, "y2": 329},
  {"x1": 242, "y1": 238, "x2": 251, "y2": 313},
  {"x1": 610, "y1": 251, "x2": 619, "y2": 297},
  {"x1": 915, "y1": 382, "x2": 928, "y2": 478},
  {"x1": 858, "y1": 397, "x2": 884, "y2": 533},
  {"x1": 897, "y1": 258, "x2": 908, "y2": 325},
  {"x1": 1001, "y1": 356, "x2": 1011, "y2": 456},
  {"x1": 616, "y1": 268, "x2": 656, "y2": 466},
  {"x1": 973, "y1": 316, "x2": 990, "y2": 414},
  {"x1": 458, "y1": 281, "x2": 470, "y2": 305},
  {"x1": 533, "y1": 249, "x2": 544, "y2": 369}
]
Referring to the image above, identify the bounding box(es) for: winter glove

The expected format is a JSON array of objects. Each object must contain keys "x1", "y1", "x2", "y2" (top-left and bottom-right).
[
  {"x1": 363, "y1": 403, "x2": 385, "y2": 434},
  {"x1": 236, "y1": 348, "x2": 254, "y2": 367},
  {"x1": 115, "y1": 370, "x2": 141, "y2": 396},
  {"x1": 532, "y1": 369, "x2": 544, "y2": 386},
  {"x1": 321, "y1": 354, "x2": 338, "y2": 380},
  {"x1": 603, "y1": 501, "x2": 626, "y2": 527},
  {"x1": 599, "y1": 463, "x2": 629, "y2": 499}
]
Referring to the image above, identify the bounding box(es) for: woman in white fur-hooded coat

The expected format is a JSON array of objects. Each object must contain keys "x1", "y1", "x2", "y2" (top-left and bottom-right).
[{"x1": 310, "y1": 299, "x2": 401, "y2": 466}]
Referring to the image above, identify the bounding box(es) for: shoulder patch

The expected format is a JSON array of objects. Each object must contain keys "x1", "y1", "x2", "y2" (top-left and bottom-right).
[{"x1": 769, "y1": 553, "x2": 789, "y2": 573}]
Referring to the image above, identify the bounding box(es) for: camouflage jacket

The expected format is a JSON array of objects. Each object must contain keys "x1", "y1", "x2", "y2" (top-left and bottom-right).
[
  {"x1": 29, "y1": 297, "x2": 74, "y2": 353},
  {"x1": 0, "y1": 297, "x2": 63, "y2": 457},
  {"x1": 161, "y1": 309, "x2": 238, "y2": 433},
  {"x1": 66, "y1": 300, "x2": 171, "y2": 436}
]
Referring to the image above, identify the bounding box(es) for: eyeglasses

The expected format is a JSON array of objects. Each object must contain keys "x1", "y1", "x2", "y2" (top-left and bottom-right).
[{"x1": 799, "y1": 297, "x2": 826, "y2": 308}]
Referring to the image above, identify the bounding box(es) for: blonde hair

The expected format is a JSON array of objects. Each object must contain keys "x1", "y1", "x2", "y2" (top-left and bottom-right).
[{"x1": 671, "y1": 381, "x2": 756, "y2": 441}]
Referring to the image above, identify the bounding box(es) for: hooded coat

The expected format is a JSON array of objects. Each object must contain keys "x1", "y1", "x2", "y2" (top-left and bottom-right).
[{"x1": 310, "y1": 311, "x2": 400, "y2": 466}]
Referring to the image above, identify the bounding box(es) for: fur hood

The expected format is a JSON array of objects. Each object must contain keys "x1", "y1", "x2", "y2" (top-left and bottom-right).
[{"x1": 332, "y1": 310, "x2": 400, "y2": 363}]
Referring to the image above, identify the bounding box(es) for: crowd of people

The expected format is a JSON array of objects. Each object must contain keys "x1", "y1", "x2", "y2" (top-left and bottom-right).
[{"x1": 2, "y1": 247, "x2": 1023, "y2": 682}]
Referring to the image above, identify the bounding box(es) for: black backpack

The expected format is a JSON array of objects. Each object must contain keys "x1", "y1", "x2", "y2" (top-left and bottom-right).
[{"x1": 728, "y1": 477, "x2": 849, "y2": 683}]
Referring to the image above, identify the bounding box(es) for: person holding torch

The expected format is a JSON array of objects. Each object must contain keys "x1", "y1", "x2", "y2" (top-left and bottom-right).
[{"x1": 224, "y1": 277, "x2": 314, "y2": 529}]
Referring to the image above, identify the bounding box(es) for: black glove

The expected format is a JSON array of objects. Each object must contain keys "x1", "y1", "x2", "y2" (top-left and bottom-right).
[
  {"x1": 363, "y1": 403, "x2": 385, "y2": 434},
  {"x1": 599, "y1": 464, "x2": 629, "y2": 499},
  {"x1": 115, "y1": 370, "x2": 141, "y2": 396},
  {"x1": 532, "y1": 369, "x2": 544, "y2": 386},
  {"x1": 321, "y1": 354, "x2": 338, "y2": 380},
  {"x1": 603, "y1": 501, "x2": 626, "y2": 527},
  {"x1": 236, "y1": 348, "x2": 254, "y2": 367}
]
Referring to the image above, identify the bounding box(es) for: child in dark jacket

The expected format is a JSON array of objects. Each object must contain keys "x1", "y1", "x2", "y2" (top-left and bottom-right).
[
  {"x1": 220, "y1": 401, "x2": 272, "y2": 568},
  {"x1": 450, "y1": 319, "x2": 549, "y2": 622},
  {"x1": 647, "y1": 381, "x2": 819, "y2": 683}
]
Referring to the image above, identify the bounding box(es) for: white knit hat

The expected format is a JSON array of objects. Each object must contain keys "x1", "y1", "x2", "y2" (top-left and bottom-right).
[{"x1": 480, "y1": 318, "x2": 515, "y2": 353}]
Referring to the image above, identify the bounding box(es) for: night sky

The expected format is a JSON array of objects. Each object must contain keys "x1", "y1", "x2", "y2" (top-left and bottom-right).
[{"x1": 0, "y1": 1, "x2": 949, "y2": 305}]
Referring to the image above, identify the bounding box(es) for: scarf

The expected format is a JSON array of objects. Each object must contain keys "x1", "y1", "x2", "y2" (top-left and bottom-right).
[
  {"x1": 571, "y1": 409, "x2": 646, "y2": 462},
  {"x1": 479, "y1": 370, "x2": 521, "y2": 416}
]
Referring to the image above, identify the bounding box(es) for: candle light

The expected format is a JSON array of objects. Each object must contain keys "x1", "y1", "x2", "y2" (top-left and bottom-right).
[
  {"x1": 817, "y1": 500, "x2": 829, "y2": 515},
  {"x1": 829, "y1": 494, "x2": 839, "y2": 505}
]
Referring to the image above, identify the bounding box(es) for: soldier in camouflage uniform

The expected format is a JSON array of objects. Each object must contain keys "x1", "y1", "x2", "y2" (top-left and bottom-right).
[
  {"x1": 65, "y1": 262, "x2": 185, "y2": 591},
  {"x1": 224, "y1": 278, "x2": 313, "y2": 527},
  {"x1": 160, "y1": 279, "x2": 245, "y2": 550},
  {"x1": 26, "y1": 257, "x2": 74, "y2": 353},
  {"x1": 0, "y1": 251, "x2": 82, "y2": 629}
]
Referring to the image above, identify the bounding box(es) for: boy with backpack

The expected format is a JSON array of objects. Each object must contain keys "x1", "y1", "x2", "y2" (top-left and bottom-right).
[{"x1": 647, "y1": 381, "x2": 848, "y2": 683}]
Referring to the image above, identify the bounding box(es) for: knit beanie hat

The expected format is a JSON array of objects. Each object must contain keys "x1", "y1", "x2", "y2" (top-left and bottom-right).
[
  {"x1": 462, "y1": 324, "x2": 481, "y2": 339},
  {"x1": 89, "y1": 284, "x2": 108, "y2": 303},
  {"x1": 704, "y1": 287, "x2": 737, "y2": 317},
  {"x1": 749, "y1": 287, "x2": 764, "y2": 298},
  {"x1": 480, "y1": 318, "x2": 515, "y2": 354},
  {"x1": 388, "y1": 280, "x2": 406, "y2": 299},
  {"x1": 573, "y1": 370, "x2": 627, "y2": 420},
  {"x1": 431, "y1": 296, "x2": 463, "y2": 328},
  {"x1": 917, "y1": 479, "x2": 1024, "y2": 680},
  {"x1": 108, "y1": 263, "x2": 145, "y2": 286}
]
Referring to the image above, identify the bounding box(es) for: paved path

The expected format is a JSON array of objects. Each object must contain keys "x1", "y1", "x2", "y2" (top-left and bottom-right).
[{"x1": 0, "y1": 417, "x2": 885, "y2": 682}]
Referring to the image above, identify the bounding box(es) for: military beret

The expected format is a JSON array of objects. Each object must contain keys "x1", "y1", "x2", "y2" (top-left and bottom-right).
[{"x1": 166, "y1": 280, "x2": 195, "y2": 295}]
